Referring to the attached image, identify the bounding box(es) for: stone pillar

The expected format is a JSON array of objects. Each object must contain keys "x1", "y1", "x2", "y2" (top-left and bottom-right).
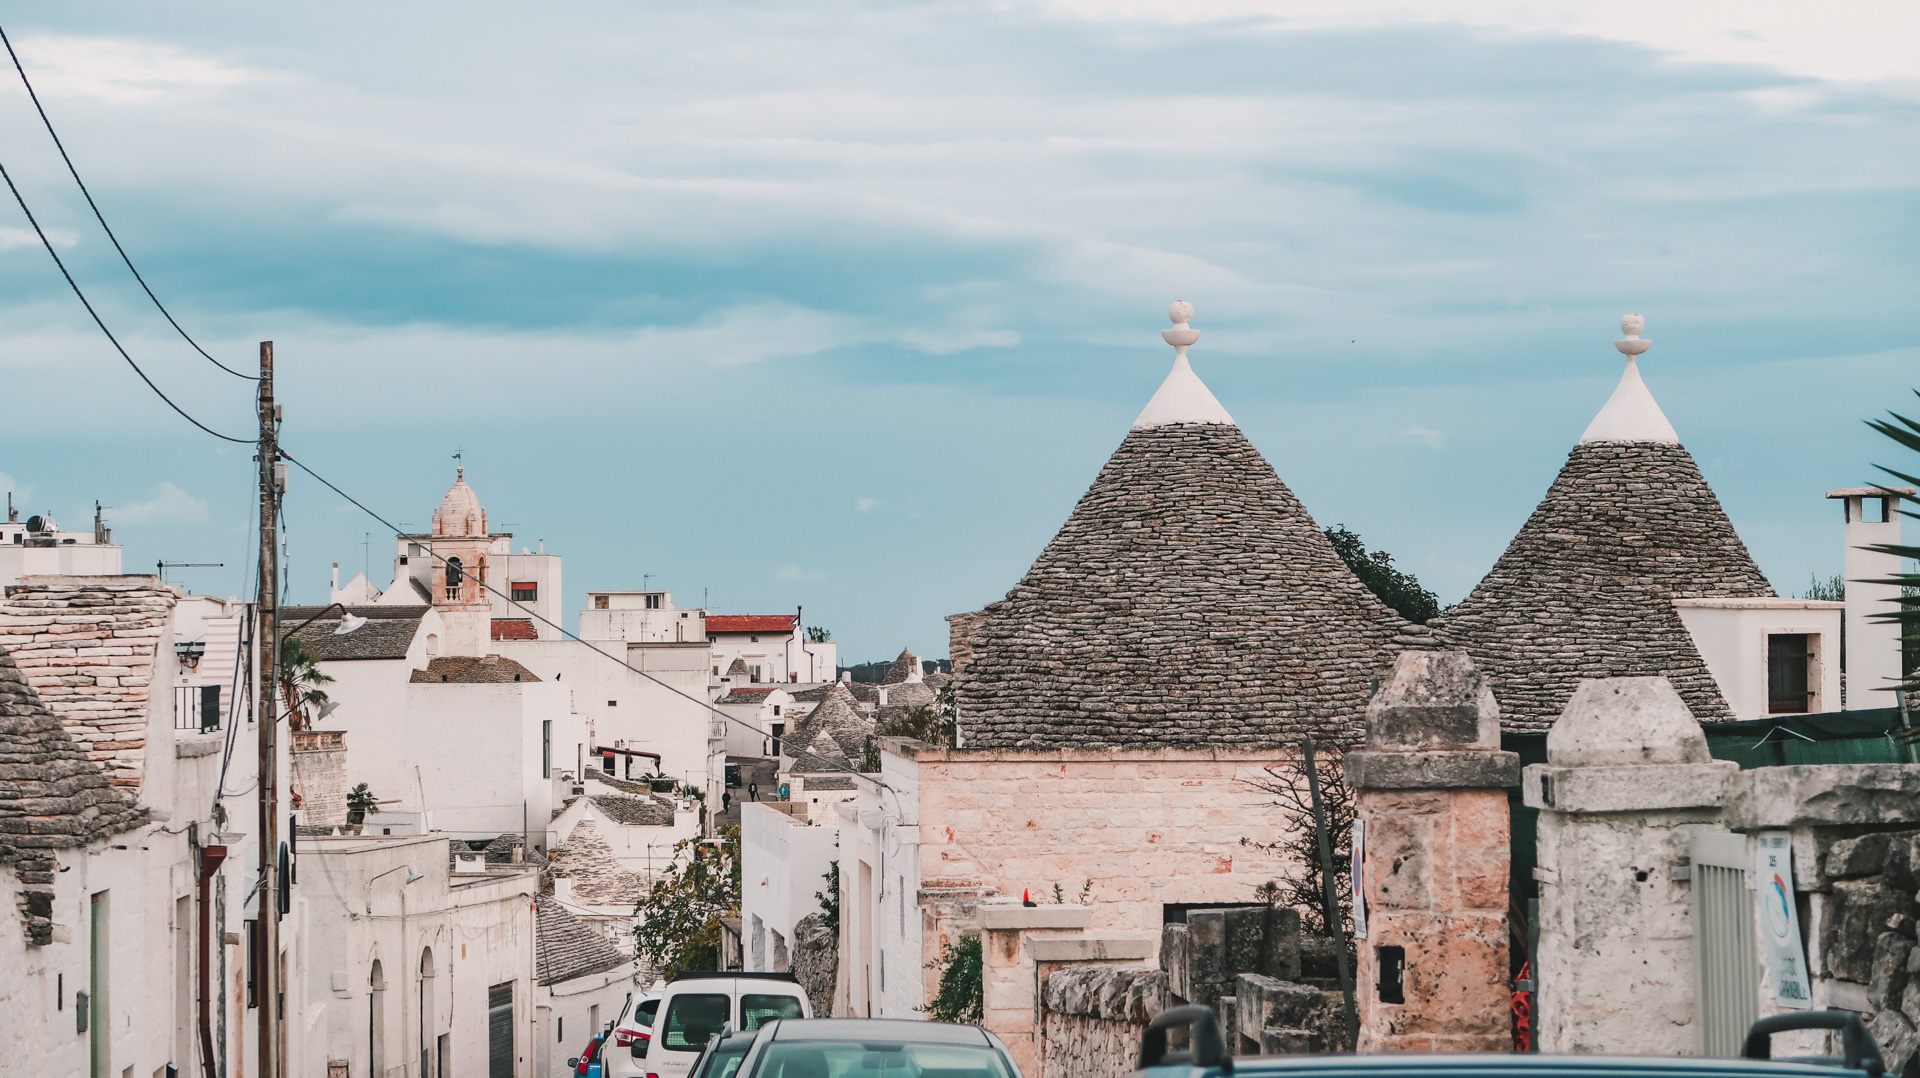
[
  {"x1": 1345, "y1": 650, "x2": 1520, "y2": 1053},
  {"x1": 291, "y1": 729, "x2": 349, "y2": 828},
  {"x1": 1525, "y1": 677, "x2": 1737, "y2": 1055},
  {"x1": 980, "y1": 901, "x2": 1092, "y2": 1078}
]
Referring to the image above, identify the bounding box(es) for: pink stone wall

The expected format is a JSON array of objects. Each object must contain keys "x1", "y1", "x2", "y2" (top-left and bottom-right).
[
  {"x1": 1355, "y1": 787, "x2": 1511, "y2": 1052},
  {"x1": 910, "y1": 745, "x2": 1308, "y2": 940}
]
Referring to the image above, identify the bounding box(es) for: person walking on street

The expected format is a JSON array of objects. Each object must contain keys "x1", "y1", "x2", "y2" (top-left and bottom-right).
[{"x1": 749, "y1": 782, "x2": 759, "y2": 802}]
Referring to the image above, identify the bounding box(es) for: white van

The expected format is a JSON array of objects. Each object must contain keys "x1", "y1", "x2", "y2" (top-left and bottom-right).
[{"x1": 605, "y1": 974, "x2": 809, "y2": 1078}]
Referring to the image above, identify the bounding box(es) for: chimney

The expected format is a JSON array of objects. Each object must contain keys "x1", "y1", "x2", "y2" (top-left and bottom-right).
[
  {"x1": 1826, "y1": 486, "x2": 1914, "y2": 708},
  {"x1": 331, "y1": 562, "x2": 340, "y2": 592}
]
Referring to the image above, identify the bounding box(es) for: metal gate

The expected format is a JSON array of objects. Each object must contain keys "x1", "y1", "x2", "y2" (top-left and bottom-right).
[
  {"x1": 488, "y1": 982, "x2": 515, "y2": 1078},
  {"x1": 1690, "y1": 830, "x2": 1759, "y2": 1057}
]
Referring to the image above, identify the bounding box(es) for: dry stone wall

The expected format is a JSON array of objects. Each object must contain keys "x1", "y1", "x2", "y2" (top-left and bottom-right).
[{"x1": 1811, "y1": 829, "x2": 1920, "y2": 1076}]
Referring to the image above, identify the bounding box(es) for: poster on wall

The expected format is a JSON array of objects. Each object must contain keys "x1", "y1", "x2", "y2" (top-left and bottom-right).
[
  {"x1": 1753, "y1": 831, "x2": 1812, "y2": 1010},
  {"x1": 1351, "y1": 818, "x2": 1367, "y2": 940}
]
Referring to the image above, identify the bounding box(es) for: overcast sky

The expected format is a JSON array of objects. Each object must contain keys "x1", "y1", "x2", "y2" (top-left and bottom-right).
[{"x1": 1, "y1": 2, "x2": 1915, "y2": 663}]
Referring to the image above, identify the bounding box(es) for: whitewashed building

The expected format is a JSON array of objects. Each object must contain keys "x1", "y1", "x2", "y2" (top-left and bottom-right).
[{"x1": 739, "y1": 802, "x2": 839, "y2": 974}]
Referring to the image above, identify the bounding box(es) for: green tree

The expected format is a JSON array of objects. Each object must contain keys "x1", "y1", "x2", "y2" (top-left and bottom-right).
[
  {"x1": 806, "y1": 626, "x2": 831, "y2": 643},
  {"x1": 633, "y1": 826, "x2": 741, "y2": 977},
  {"x1": 1803, "y1": 574, "x2": 1846, "y2": 602},
  {"x1": 280, "y1": 634, "x2": 335, "y2": 731},
  {"x1": 816, "y1": 860, "x2": 840, "y2": 936},
  {"x1": 1324, "y1": 525, "x2": 1440, "y2": 624},
  {"x1": 1866, "y1": 391, "x2": 1920, "y2": 689},
  {"x1": 346, "y1": 782, "x2": 378, "y2": 825},
  {"x1": 922, "y1": 935, "x2": 983, "y2": 1024}
]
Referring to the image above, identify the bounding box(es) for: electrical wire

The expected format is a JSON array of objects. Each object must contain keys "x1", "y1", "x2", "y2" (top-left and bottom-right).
[
  {"x1": 0, "y1": 156, "x2": 252, "y2": 443},
  {"x1": 0, "y1": 21, "x2": 255, "y2": 380},
  {"x1": 277, "y1": 448, "x2": 894, "y2": 793}
]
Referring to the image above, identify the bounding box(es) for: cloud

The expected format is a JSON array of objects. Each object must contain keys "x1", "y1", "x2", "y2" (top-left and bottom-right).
[
  {"x1": 0, "y1": 471, "x2": 27, "y2": 507},
  {"x1": 113, "y1": 482, "x2": 209, "y2": 525},
  {"x1": 8, "y1": 35, "x2": 263, "y2": 104},
  {"x1": 1397, "y1": 427, "x2": 1447, "y2": 448},
  {"x1": 776, "y1": 564, "x2": 826, "y2": 582},
  {"x1": 0, "y1": 227, "x2": 78, "y2": 250},
  {"x1": 856, "y1": 498, "x2": 882, "y2": 514}
]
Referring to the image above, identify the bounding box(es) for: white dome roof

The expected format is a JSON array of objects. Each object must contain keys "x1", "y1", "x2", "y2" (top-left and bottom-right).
[{"x1": 432, "y1": 468, "x2": 487, "y2": 537}]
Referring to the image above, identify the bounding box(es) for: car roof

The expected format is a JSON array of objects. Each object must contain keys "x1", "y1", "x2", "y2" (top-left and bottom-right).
[
  {"x1": 1208, "y1": 1056, "x2": 1865, "y2": 1078},
  {"x1": 766, "y1": 1019, "x2": 990, "y2": 1045}
]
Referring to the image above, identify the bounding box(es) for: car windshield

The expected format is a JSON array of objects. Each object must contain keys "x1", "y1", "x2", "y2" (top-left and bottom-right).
[
  {"x1": 750, "y1": 1041, "x2": 1013, "y2": 1078},
  {"x1": 662, "y1": 994, "x2": 731, "y2": 1052},
  {"x1": 698, "y1": 1042, "x2": 752, "y2": 1078},
  {"x1": 741, "y1": 994, "x2": 805, "y2": 1030}
]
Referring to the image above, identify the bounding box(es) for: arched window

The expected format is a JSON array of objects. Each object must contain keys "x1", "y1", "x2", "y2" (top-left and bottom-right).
[
  {"x1": 369, "y1": 959, "x2": 387, "y2": 1076},
  {"x1": 444, "y1": 557, "x2": 463, "y2": 600},
  {"x1": 419, "y1": 948, "x2": 436, "y2": 1077},
  {"x1": 425, "y1": 633, "x2": 440, "y2": 657}
]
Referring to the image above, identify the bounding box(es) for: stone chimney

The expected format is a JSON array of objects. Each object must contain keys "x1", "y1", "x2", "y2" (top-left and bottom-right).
[
  {"x1": 291, "y1": 730, "x2": 349, "y2": 829},
  {"x1": 1825, "y1": 487, "x2": 1913, "y2": 708}
]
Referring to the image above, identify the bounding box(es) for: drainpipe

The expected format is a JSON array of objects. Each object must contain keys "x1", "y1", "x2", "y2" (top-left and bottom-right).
[{"x1": 199, "y1": 840, "x2": 230, "y2": 1078}]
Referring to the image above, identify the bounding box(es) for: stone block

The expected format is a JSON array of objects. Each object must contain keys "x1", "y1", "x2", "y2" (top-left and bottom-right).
[
  {"x1": 1236, "y1": 973, "x2": 1324, "y2": 1045},
  {"x1": 1224, "y1": 906, "x2": 1265, "y2": 977},
  {"x1": 1190, "y1": 910, "x2": 1228, "y2": 984},
  {"x1": 1868, "y1": 1010, "x2": 1917, "y2": 1078},
  {"x1": 1724, "y1": 767, "x2": 1920, "y2": 828},
  {"x1": 1261, "y1": 1028, "x2": 1314, "y2": 1055},
  {"x1": 1364, "y1": 650, "x2": 1499, "y2": 751},
  {"x1": 1871, "y1": 933, "x2": 1914, "y2": 1013},
  {"x1": 1822, "y1": 881, "x2": 1913, "y2": 983},
  {"x1": 1298, "y1": 934, "x2": 1343, "y2": 982},
  {"x1": 1262, "y1": 906, "x2": 1301, "y2": 982},
  {"x1": 979, "y1": 903, "x2": 1091, "y2": 930},
  {"x1": 1160, "y1": 922, "x2": 1192, "y2": 1001},
  {"x1": 1523, "y1": 761, "x2": 1734, "y2": 813},
  {"x1": 1344, "y1": 750, "x2": 1520, "y2": 790},
  {"x1": 1826, "y1": 833, "x2": 1895, "y2": 879},
  {"x1": 1027, "y1": 937, "x2": 1154, "y2": 962}
]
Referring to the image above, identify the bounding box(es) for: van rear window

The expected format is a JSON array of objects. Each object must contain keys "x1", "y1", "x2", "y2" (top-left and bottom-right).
[
  {"x1": 741, "y1": 993, "x2": 804, "y2": 1030},
  {"x1": 662, "y1": 994, "x2": 730, "y2": 1051}
]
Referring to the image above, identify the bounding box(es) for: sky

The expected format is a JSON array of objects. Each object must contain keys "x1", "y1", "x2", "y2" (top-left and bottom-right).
[{"x1": 0, "y1": 2, "x2": 1915, "y2": 664}]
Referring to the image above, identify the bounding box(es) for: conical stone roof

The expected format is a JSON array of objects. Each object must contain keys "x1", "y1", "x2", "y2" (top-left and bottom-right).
[
  {"x1": 1431, "y1": 331, "x2": 1774, "y2": 730},
  {"x1": 956, "y1": 422, "x2": 1410, "y2": 749}
]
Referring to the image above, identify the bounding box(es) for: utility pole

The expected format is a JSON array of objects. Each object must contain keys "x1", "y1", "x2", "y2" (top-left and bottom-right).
[{"x1": 255, "y1": 341, "x2": 282, "y2": 1078}]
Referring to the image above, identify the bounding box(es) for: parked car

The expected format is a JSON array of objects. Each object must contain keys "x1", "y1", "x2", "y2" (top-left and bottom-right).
[
  {"x1": 1135, "y1": 1007, "x2": 1886, "y2": 1078},
  {"x1": 606, "y1": 973, "x2": 809, "y2": 1078},
  {"x1": 686, "y1": 1026, "x2": 761, "y2": 1078},
  {"x1": 605, "y1": 992, "x2": 663, "y2": 1068},
  {"x1": 735, "y1": 1018, "x2": 1022, "y2": 1078},
  {"x1": 568, "y1": 1033, "x2": 607, "y2": 1078}
]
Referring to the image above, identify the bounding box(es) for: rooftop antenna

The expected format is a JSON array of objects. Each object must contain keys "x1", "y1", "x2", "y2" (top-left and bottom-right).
[
  {"x1": 7, "y1": 492, "x2": 15, "y2": 523},
  {"x1": 158, "y1": 561, "x2": 224, "y2": 589}
]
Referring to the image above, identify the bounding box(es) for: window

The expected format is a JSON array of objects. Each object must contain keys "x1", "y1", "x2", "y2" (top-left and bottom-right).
[
  {"x1": 602, "y1": 753, "x2": 615, "y2": 774},
  {"x1": 740, "y1": 994, "x2": 802, "y2": 1030},
  {"x1": 444, "y1": 557, "x2": 464, "y2": 600},
  {"x1": 594, "y1": 595, "x2": 610, "y2": 610},
  {"x1": 749, "y1": 665, "x2": 763, "y2": 684},
  {"x1": 1768, "y1": 634, "x2": 1813, "y2": 714},
  {"x1": 608, "y1": 700, "x2": 618, "y2": 707},
  {"x1": 487, "y1": 983, "x2": 514, "y2": 1078},
  {"x1": 511, "y1": 582, "x2": 538, "y2": 602},
  {"x1": 660, "y1": 993, "x2": 729, "y2": 1052},
  {"x1": 645, "y1": 594, "x2": 662, "y2": 610},
  {"x1": 176, "y1": 685, "x2": 221, "y2": 731},
  {"x1": 749, "y1": 635, "x2": 759, "y2": 643},
  {"x1": 772, "y1": 705, "x2": 781, "y2": 717}
]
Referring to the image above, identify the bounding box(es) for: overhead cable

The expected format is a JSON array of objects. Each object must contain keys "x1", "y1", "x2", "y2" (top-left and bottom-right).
[
  {"x1": 0, "y1": 21, "x2": 256, "y2": 380},
  {"x1": 0, "y1": 156, "x2": 252, "y2": 443}
]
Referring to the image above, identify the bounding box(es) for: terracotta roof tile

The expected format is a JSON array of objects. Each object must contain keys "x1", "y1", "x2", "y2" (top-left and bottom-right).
[
  {"x1": 707, "y1": 615, "x2": 797, "y2": 634},
  {"x1": 490, "y1": 619, "x2": 537, "y2": 641}
]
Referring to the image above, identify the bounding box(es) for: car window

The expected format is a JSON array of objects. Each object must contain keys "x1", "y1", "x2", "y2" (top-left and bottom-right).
[
  {"x1": 698, "y1": 1044, "x2": 751, "y2": 1078},
  {"x1": 662, "y1": 993, "x2": 731, "y2": 1052},
  {"x1": 750, "y1": 1041, "x2": 1012, "y2": 1078},
  {"x1": 740, "y1": 993, "x2": 804, "y2": 1030},
  {"x1": 636, "y1": 998, "x2": 660, "y2": 1028}
]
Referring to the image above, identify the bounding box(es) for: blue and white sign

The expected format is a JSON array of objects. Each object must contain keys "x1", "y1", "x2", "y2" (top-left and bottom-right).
[{"x1": 1753, "y1": 831, "x2": 1812, "y2": 1010}]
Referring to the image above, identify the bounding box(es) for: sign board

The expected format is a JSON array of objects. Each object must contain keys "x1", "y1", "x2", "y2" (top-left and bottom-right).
[
  {"x1": 1351, "y1": 818, "x2": 1367, "y2": 940},
  {"x1": 1753, "y1": 831, "x2": 1812, "y2": 1009}
]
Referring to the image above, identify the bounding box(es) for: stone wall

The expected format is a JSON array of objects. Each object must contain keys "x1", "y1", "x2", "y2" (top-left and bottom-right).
[
  {"x1": 292, "y1": 730, "x2": 349, "y2": 827},
  {"x1": 791, "y1": 911, "x2": 838, "y2": 1016},
  {"x1": 1807, "y1": 830, "x2": 1920, "y2": 1074},
  {"x1": 0, "y1": 577, "x2": 176, "y2": 788},
  {"x1": 1040, "y1": 964, "x2": 1164, "y2": 1078}
]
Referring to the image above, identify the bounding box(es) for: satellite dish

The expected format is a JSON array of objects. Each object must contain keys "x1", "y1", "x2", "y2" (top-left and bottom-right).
[{"x1": 25, "y1": 515, "x2": 46, "y2": 533}]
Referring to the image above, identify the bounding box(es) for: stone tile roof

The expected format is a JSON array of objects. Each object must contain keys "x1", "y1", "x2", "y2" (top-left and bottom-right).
[
  {"x1": 409, "y1": 655, "x2": 541, "y2": 684},
  {"x1": 725, "y1": 658, "x2": 750, "y2": 677},
  {"x1": 490, "y1": 619, "x2": 536, "y2": 641},
  {"x1": 845, "y1": 681, "x2": 880, "y2": 706},
  {"x1": 590, "y1": 794, "x2": 675, "y2": 826},
  {"x1": 956, "y1": 423, "x2": 1409, "y2": 749},
  {"x1": 1, "y1": 646, "x2": 147, "y2": 944},
  {"x1": 1431, "y1": 441, "x2": 1775, "y2": 730},
  {"x1": 1, "y1": 577, "x2": 178, "y2": 788},
  {"x1": 549, "y1": 819, "x2": 643, "y2": 907},
  {"x1": 783, "y1": 682, "x2": 871, "y2": 767},
  {"x1": 883, "y1": 682, "x2": 936, "y2": 710},
  {"x1": 882, "y1": 648, "x2": 921, "y2": 685},
  {"x1": 708, "y1": 615, "x2": 797, "y2": 634},
  {"x1": 535, "y1": 895, "x2": 632, "y2": 985},
  {"x1": 284, "y1": 605, "x2": 428, "y2": 661},
  {"x1": 716, "y1": 688, "x2": 778, "y2": 704},
  {"x1": 801, "y1": 776, "x2": 855, "y2": 791}
]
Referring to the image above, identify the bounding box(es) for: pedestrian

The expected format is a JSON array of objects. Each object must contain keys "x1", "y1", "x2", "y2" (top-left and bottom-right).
[
  {"x1": 723, "y1": 791, "x2": 732, "y2": 812},
  {"x1": 749, "y1": 782, "x2": 759, "y2": 802}
]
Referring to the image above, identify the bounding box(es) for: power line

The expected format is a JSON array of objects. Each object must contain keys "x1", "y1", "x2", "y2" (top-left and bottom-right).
[
  {"x1": 0, "y1": 155, "x2": 252, "y2": 443},
  {"x1": 0, "y1": 21, "x2": 255, "y2": 380},
  {"x1": 276, "y1": 448, "x2": 893, "y2": 793}
]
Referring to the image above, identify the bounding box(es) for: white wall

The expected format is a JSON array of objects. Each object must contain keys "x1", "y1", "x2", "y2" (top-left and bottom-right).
[
  {"x1": 580, "y1": 591, "x2": 707, "y2": 645},
  {"x1": 710, "y1": 629, "x2": 835, "y2": 685},
  {"x1": 1674, "y1": 599, "x2": 1845, "y2": 718},
  {"x1": 492, "y1": 547, "x2": 565, "y2": 639},
  {"x1": 833, "y1": 753, "x2": 922, "y2": 1019},
  {"x1": 495, "y1": 639, "x2": 715, "y2": 795},
  {"x1": 740, "y1": 803, "x2": 840, "y2": 973},
  {"x1": 538, "y1": 973, "x2": 637, "y2": 1078}
]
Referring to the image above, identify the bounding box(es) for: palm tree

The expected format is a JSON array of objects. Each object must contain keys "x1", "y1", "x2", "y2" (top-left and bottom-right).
[{"x1": 280, "y1": 634, "x2": 335, "y2": 732}]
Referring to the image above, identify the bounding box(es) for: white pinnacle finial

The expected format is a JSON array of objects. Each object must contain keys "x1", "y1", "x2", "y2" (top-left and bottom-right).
[
  {"x1": 1134, "y1": 299, "x2": 1234, "y2": 428},
  {"x1": 1581, "y1": 312, "x2": 1677, "y2": 444},
  {"x1": 1614, "y1": 313, "x2": 1650, "y2": 357}
]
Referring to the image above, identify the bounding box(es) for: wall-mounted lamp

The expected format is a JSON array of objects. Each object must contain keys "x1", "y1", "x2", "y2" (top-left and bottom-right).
[{"x1": 175, "y1": 640, "x2": 207, "y2": 671}]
